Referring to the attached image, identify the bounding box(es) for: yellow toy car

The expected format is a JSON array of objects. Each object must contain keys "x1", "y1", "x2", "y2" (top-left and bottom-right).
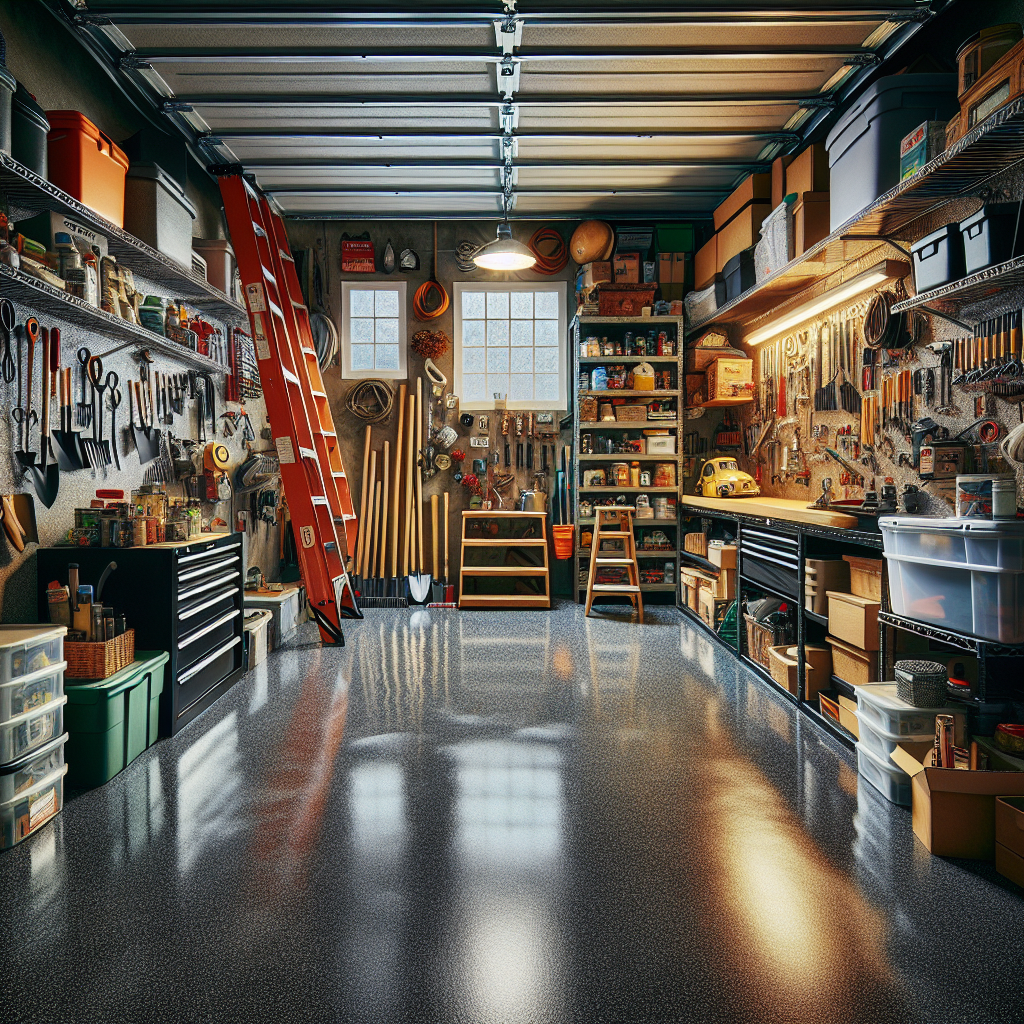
[{"x1": 696, "y1": 457, "x2": 760, "y2": 498}]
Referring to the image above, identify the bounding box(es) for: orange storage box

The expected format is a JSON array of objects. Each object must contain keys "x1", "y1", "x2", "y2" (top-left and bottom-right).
[{"x1": 46, "y1": 111, "x2": 129, "y2": 227}]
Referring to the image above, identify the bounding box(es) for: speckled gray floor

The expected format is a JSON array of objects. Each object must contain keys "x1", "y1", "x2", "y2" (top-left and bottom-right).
[{"x1": 1, "y1": 601, "x2": 1022, "y2": 1023}]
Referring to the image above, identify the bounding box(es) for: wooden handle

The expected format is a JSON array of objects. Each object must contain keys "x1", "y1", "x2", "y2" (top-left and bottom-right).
[
  {"x1": 402, "y1": 393, "x2": 415, "y2": 576},
  {"x1": 40, "y1": 329, "x2": 50, "y2": 436},
  {"x1": 363, "y1": 450, "x2": 377, "y2": 579},
  {"x1": 379, "y1": 442, "x2": 390, "y2": 579},
  {"x1": 24, "y1": 328, "x2": 33, "y2": 421},
  {"x1": 1, "y1": 495, "x2": 25, "y2": 552},
  {"x1": 443, "y1": 491, "x2": 449, "y2": 581},
  {"x1": 431, "y1": 494, "x2": 439, "y2": 579},
  {"x1": 355, "y1": 425, "x2": 371, "y2": 577},
  {"x1": 391, "y1": 383, "x2": 406, "y2": 578},
  {"x1": 415, "y1": 377, "x2": 425, "y2": 572}
]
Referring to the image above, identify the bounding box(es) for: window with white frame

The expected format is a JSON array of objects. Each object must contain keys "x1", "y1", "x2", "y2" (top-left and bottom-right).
[
  {"x1": 341, "y1": 281, "x2": 407, "y2": 379},
  {"x1": 454, "y1": 282, "x2": 566, "y2": 411}
]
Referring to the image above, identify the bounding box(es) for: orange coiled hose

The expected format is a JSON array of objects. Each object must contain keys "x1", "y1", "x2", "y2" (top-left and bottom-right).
[
  {"x1": 413, "y1": 279, "x2": 450, "y2": 320},
  {"x1": 529, "y1": 227, "x2": 568, "y2": 275}
]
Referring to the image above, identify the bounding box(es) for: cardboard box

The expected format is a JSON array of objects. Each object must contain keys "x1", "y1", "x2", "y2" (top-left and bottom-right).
[
  {"x1": 828, "y1": 635, "x2": 878, "y2": 687},
  {"x1": 771, "y1": 154, "x2": 793, "y2": 209},
  {"x1": 713, "y1": 172, "x2": 772, "y2": 231},
  {"x1": 793, "y1": 191, "x2": 831, "y2": 256},
  {"x1": 768, "y1": 645, "x2": 800, "y2": 695},
  {"x1": 685, "y1": 373, "x2": 707, "y2": 405},
  {"x1": 785, "y1": 141, "x2": 829, "y2": 195},
  {"x1": 582, "y1": 261, "x2": 613, "y2": 289},
  {"x1": 843, "y1": 554, "x2": 882, "y2": 602},
  {"x1": 838, "y1": 694, "x2": 860, "y2": 738},
  {"x1": 804, "y1": 558, "x2": 851, "y2": 615},
  {"x1": 707, "y1": 541, "x2": 737, "y2": 570},
  {"x1": 699, "y1": 586, "x2": 716, "y2": 629},
  {"x1": 657, "y1": 252, "x2": 673, "y2": 283},
  {"x1": 996, "y1": 796, "x2": 1024, "y2": 858},
  {"x1": 819, "y1": 693, "x2": 858, "y2": 737},
  {"x1": 646, "y1": 435, "x2": 676, "y2": 455},
  {"x1": 826, "y1": 591, "x2": 880, "y2": 651},
  {"x1": 804, "y1": 644, "x2": 832, "y2": 699},
  {"x1": 711, "y1": 567, "x2": 736, "y2": 601},
  {"x1": 613, "y1": 254, "x2": 640, "y2": 284},
  {"x1": 996, "y1": 842, "x2": 1024, "y2": 888},
  {"x1": 694, "y1": 235, "x2": 718, "y2": 290},
  {"x1": 717, "y1": 203, "x2": 771, "y2": 269},
  {"x1": 660, "y1": 283, "x2": 684, "y2": 302},
  {"x1": 671, "y1": 251, "x2": 689, "y2": 283},
  {"x1": 706, "y1": 357, "x2": 753, "y2": 401},
  {"x1": 889, "y1": 743, "x2": 1024, "y2": 859}
]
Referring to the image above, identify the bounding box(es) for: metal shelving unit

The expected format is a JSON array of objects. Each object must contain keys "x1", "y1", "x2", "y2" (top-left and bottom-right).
[
  {"x1": 891, "y1": 254, "x2": 1024, "y2": 321},
  {"x1": 572, "y1": 313, "x2": 684, "y2": 604},
  {"x1": 0, "y1": 264, "x2": 231, "y2": 374},
  {"x1": 0, "y1": 151, "x2": 246, "y2": 324}
]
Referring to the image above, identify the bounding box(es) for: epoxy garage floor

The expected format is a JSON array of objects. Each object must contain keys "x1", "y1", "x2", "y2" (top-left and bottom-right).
[{"x1": 1, "y1": 603, "x2": 1022, "y2": 1024}]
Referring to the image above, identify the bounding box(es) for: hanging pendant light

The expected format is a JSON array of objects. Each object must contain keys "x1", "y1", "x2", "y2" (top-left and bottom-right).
[{"x1": 473, "y1": 221, "x2": 537, "y2": 271}]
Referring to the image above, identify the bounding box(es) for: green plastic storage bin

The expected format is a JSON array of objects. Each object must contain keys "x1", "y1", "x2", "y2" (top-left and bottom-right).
[{"x1": 64, "y1": 651, "x2": 168, "y2": 788}]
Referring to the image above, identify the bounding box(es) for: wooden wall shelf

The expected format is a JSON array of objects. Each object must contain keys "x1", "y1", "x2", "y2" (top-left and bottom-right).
[{"x1": 458, "y1": 511, "x2": 550, "y2": 610}]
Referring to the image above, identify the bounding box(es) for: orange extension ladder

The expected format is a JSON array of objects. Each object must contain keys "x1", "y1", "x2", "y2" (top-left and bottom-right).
[{"x1": 217, "y1": 168, "x2": 361, "y2": 644}]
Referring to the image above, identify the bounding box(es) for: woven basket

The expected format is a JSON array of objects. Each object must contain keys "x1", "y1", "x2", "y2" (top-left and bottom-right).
[
  {"x1": 895, "y1": 659, "x2": 948, "y2": 708},
  {"x1": 66, "y1": 629, "x2": 135, "y2": 680},
  {"x1": 744, "y1": 614, "x2": 784, "y2": 669}
]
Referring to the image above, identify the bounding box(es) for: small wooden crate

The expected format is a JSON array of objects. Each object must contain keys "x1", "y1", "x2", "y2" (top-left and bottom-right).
[
  {"x1": 598, "y1": 284, "x2": 656, "y2": 316},
  {"x1": 65, "y1": 629, "x2": 135, "y2": 680},
  {"x1": 614, "y1": 404, "x2": 648, "y2": 422},
  {"x1": 744, "y1": 614, "x2": 783, "y2": 669}
]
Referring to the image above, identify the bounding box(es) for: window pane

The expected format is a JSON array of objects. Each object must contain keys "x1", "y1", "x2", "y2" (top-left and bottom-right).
[
  {"x1": 487, "y1": 320, "x2": 509, "y2": 347},
  {"x1": 510, "y1": 291, "x2": 534, "y2": 318},
  {"x1": 350, "y1": 290, "x2": 374, "y2": 317},
  {"x1": 351, "y1": 345, "x2": 374, "y2": 371},
  {"x1": 535, "y1": 347, "x2": 558, "y2": 373},
  {"x1": 375, "y1": 318, "x2": 399, "y2": 346},
  {"x1": 463, "y1": 373, "x2": 486, "y2": 402},
  {"x1": 375, "y1": 289, "x2": 399, "y2": 317},
  {"x1": 486, "y1": 291, "x2": 509, "y2": 318},
  {"x1": 463, "y1": 347, "x2": 485, "y2": 373},
  {"x1": 463, "y1": 291, "x2": 485, "y2": 319},
  {"x1": 536, "y1": 374, "x2": 559, "y2": 401},
  {"x1": 511, "y1": 348, "x2": 533, "y2": 373},
  {"x1": 350, "y1": 318, "x2": 374, "y2": 345},
  {"x1": 510, "y1": 374, "x2": 534, "y2": 401},
  {"x1": 534, "y1": 291, "x2": 559, "y2": 319},
  {"x1": 486, "y1": 348, "x2": 509, "y2": 373},
  {"x1": 487, "y1": 374, "x2": 509, "y2": 398},
  {"x1": 463, "y1": 320, "x2": 485, "y2": 347},
  {"x1": 534, "y1": 320, "x2": 559, "y2": 347},
  {"x1": 511, "y1": 320, "x2": 533, "y2": 347},
  {"x1": 375, "y1": 345, "x2": 399, "y2": 370}
]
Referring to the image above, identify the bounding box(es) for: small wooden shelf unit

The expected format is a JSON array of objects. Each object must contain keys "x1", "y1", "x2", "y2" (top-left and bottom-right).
[{"x1": 458, "y1": 511, "x2": 551, "y2": 610}]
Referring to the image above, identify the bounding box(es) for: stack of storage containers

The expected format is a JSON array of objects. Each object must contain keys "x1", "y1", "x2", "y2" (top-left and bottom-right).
[
  {"x1": 825, "y1": 555, "x2": 884, "y2": 693},
  {"x1": 0, "y1": 626, "x2": 68, "y2": 850},
  {"x1": 855, "y1": 682, "x2": 960, "y2": 806}
]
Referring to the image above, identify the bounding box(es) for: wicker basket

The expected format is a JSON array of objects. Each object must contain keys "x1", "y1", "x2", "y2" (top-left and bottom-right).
[
  {"x1": 744, "y1": 614, "x2": 785, "y2": 670},
  {"x1": 614, "y1": 404, "x2": 648, "y2": 422},
  {"x1": 598, "y1": 284, "x2": 657, "y2": 316},
  {"x1": 895, "y1": 659, "x2": 948, "y2": 707},
  {"x1": 65, "y1": 629, "x2": 135, "y2": 680}
]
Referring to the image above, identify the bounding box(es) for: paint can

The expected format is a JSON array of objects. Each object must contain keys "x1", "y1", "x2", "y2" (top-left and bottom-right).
[{"x1": 956, "y1": 474, "x2": 1016, "y2": 519}]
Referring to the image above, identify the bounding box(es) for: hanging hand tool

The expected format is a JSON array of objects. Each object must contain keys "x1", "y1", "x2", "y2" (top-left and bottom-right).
[
  {"x1": 52, "y1": 367, "x2": 83, "y2": 470},
  {"x1": 0, "y1": 300, "x2": 15, "y2": 384},
  {"x1": 108, "y1": 385, "x2": 122, "y2": 471},
  {"x1": 502, "y1": 410, "x2": 511, "y2": 467},
  {"x1": 526, "y1": 412, "x2": 534, "y2": 470},
  {"x1": 76, "y1": 346, "x2": 93, "y2": 427},
  {"x1": 515, "y1": 412, "x2": 524, "y2": 469}
]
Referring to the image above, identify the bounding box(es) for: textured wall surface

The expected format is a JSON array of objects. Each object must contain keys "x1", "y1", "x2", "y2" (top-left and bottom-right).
[{"x1": 0, "y1": 3, "x2": 278, "y2": 623}]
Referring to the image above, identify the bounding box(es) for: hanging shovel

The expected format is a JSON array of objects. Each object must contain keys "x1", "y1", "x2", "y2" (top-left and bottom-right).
[
  {"x1": 52, "y1": 367, "x2": 84, "y2": 470},
  {"x1": 26, "y1": 321, "x2": 59, "y2": 508},
  {"x1": 131, "y1": 381, "x2": 160, "y2": 464}
]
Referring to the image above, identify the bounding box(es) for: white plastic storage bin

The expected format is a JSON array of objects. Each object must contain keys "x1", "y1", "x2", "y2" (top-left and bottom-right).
[
  {"x1": 0, "y1": 695, "x2": 67, "y2": 764},
  {"x1": 856, "y1": 682, "x2": 954, "y2": 738},
  {"x1": 0, "y1": 625, "x2": 65, "y2": 685},
  {"x1": 0, "y1": 760, "x2": 67, "y2": 849},
  {"x1": 0, "y1": 732, "x2": 66, "y2": 803},
  {"x1": 856, "y1": 741, "x2": 912, "y2": 806},
  {"x1": 856, "y1": 708, "x2": 931, "y2": 765},
  {"x1": 879, "y1": 515, "x2": 968, "y2": 563},
  {"x1": 964, "y1": 519, "x2": 1024, "y2": 568},
  {"x1": 0, "y1": 661, "x2": 67, "y2": 724}
]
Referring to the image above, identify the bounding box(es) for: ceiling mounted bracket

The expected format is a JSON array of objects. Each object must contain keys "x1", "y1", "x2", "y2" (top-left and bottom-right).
[
  {"x1": 119, "y1": 55, "x2": 152, "y2": 72},
  {"x1": 840, "y1": 234, "x2": 912, "y2": 260},
  {"x1": 912, "y1": 305, "x2": 972, "y2": 332},
  {"x1": 494, "y1": 17, "x2": 523, "y2": 55},
  {"x1": 162, "y1": 100, "x2": 194, "y2": 114},
  {"x1": 499, "y1": 102, "x2": 519, "y2": 134},
  {"x1": 496, "y1": 56, "x2": 520, "y2": 100}
]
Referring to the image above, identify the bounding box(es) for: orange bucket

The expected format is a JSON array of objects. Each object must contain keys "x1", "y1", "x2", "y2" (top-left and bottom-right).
[{"x1": 552, "y1": 525, "x2": 575, "y2": 560}]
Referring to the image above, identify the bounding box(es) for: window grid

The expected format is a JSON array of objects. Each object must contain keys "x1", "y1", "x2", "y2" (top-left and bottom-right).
[{"x1": 342, "y1": 282, "x2": 407, "y2": 380}]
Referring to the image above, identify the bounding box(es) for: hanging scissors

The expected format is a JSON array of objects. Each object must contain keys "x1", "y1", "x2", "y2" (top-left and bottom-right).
[
  {"x1": 0, "y1": 300, "x2": 14, "y2": 384},
  {"x1": 108, "y1": 380, "x2": 122, "y2": 471}
]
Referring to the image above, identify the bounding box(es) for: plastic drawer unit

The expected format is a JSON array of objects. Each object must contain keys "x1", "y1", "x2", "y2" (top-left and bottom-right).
[
  {"x1": 0, "y1": 738, "x2": 68, "y2": 850},
  {"x1": 856, "y1": 741, "x2": 913, "y2": 807},
  {"x1": 856, "y1": 682, "x2": 956, "y2": 739},
  {"x1": 64, "y1": 651, "x2": 168, "y2": 789},
  {"x1": 0, "y1": 732, "x2": 66, "y2": 804},
  {"x1": 0, "y1": 625, "x2": 65, "y2": 686},
  {"x1": 0, "y1": 661, "x2": 66, "y2": 724},
  {"x1": 0, "y1": 694, "x2": 67, "y2": 764},
  {"x1": 880, "y1": 517, "x2": 1024, "y2": 643}
]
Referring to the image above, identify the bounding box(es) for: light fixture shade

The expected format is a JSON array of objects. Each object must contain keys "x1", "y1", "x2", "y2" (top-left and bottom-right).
[{"x1": 473, "y1": 222, "x2": 537, "y2": 271}]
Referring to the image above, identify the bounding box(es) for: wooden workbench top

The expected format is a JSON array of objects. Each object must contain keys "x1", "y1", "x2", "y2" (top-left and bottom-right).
[{"x1": 680, "y1": 495, "x2": 859, "y2": 529}]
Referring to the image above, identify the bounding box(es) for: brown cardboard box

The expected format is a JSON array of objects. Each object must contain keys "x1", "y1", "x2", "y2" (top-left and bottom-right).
[
  {"x1": 843, "y1": 554, "x2": 882, "y2": 602},
  {"x1": 996, "y1": 796, "x2": 1024, "y2": 858},
  {"x1": 771, "y1": 154, "x2": 794, "y2": 208},
  {"x1": 613, "y1": 254, "x2": 640, "y2": 284},
  {"x1": 711, "y1": 567, "x2": 736, "y2": 601},
  {"x1": 706, "y1": 357, "x2": 753, "y2": 401},
  {"x1": 685, "y1": 373, "x2": 707, "y2": 405},
  {"x1": 804, "y1": 558, "x2": 851, "y2": 614},
  {"x1": 819, "y1": 693, "x2": 858, "y2": 737},
  {"x1": 660, "y1": 283, "x2": 685, "y2": 302},
  {"x1": 671, "y1": 252, "x2": 689, "y2": 283},
  {"x1": 582, "y1": 261, "x2": 613, "y2": 289},
  {"x1": 694, "y1": 235, "x2": 718, "y2": 290},
  {"x1": 768, "y1": 645, "x2": 800, "y2": 695},
  {"x1": 707, "y1": 541, "x2": 737, "y2": 570},
  {"x1": 804, "y1": 644, "x2": 833, "y2": 699},
  {"x1": 699, "y1": 586, "x2": 716, "y2": 629},
  {"x1": 828, "y1": 635, "x2": 879, "y2": 687},
  {"x1": 793, "y1": 191, "x2": 831, "y2": 256},
  {"x1": 713, "y1": 172, "x2": 772, "y2": 231},
  {"x1": 996, "y1": 842, "x2": 1024, "y2": 887},
  {"x1": 717, "y1": 203, "x2": 771, "y2": 269},
  {"x1": 658, "y1": 252, "x2": 673, "y2": 283},
  {"x1": 838, "y1": 695, "x2": 860, "y2": 738},
  {"x1": 826, "y1": 591, "x2": 880, "y2": 651},
  {"x1": 889, "y1": 743, "x2": 1024, "y2": 859},
  {"x1": 785, "y1": 142, "x2": 829, "y2": 195}
]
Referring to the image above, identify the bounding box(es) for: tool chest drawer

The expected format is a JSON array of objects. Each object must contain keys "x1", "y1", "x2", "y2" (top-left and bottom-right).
[
  {"x1": 739, "y1": 525, "x2": 800, "y2": 600},
  {"x1": 178, "y1": 610, "x2": 241, "y2": 673},
  {"x1": 177, "y1": 637, "x2": 242, "y2": 715},
  {"x1": 178, "y1": 584, "x2": 240, "y2": 636}
]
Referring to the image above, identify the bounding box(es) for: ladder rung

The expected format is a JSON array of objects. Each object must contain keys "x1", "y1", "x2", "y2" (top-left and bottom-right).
[
  {"x1": 591, "y1": 584, "x2": 641, "y2": 593},
  {"x1": 333, "y1": 470, "x2": 346, "y2": 478},
  {"x1": 324, "y1": 541, "x2": 337, "y2": 552},
  {"x1": 299, "y1": 446, "x2": 318, "y2": 459},
  {"x1": 320, "y1": 429, "x2": 336, "y2": 438},
  {"x1": 253, "y1": 221, "x2": 267, "y2": 238},
  {"x1": 269, "y1": 300, "x2": 285, "y2": 320},
  {"x1": 282, "y1": 368, "x2": 301, "y2": 386},
  {"x1": 292, "y1": 300, "x2": 308, "y2": 311},
  {"x1": 311, "y1": 389, "x2": 327, "y2": 399},
  {"x1": 280, "y1": 250, "x2": 295, "y2": 262},
  {"x1": 301, "y1": 347, "x2": 317, "y2": 357},
  {"x1": 598, "y1": 531, "x2": 633, "y2": 537},
  {"x1": 595, "y1": 558, "x2": 635, "y2": 565},
  {"x1": 312, "y1": 496, "x2": 329, "y2": 507}
]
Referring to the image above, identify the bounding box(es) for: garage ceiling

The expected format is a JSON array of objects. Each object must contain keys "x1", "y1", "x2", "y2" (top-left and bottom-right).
[{"x1": 56, "y1": 1, "x2": 940, "y2": 220}]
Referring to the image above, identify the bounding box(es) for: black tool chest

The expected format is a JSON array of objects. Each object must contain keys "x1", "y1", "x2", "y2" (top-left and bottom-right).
[{"x1": 37, "y1": 532, "x2": 245, "y2": 735}]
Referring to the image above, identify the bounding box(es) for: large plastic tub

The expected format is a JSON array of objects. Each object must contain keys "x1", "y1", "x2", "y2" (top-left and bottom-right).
[
  {"x1": 911, "y1": 222, "x2": 965, "y2": 293},
  {"x1": 191, "y1": 238, "x2": 235, "y2": 294},
  {"x1": 0, "y1": 732, "x2": 65, "y2": 804},
  {"x1": 0, "y1": 760, "x2": 66, "y2": 850},
  {"x1": 857, "y1": 682, "x2": 956, "y2": 738},
  {"x1": 46, "y1": 111, "x2": 129, "y2": 226},
  {"x1": 960, "y1": 203, "x2": 1024, "y2": 275},
  {"x1": 64, "y1": 651, "x2": 167, "y2": 789},
  {"x1": 0, "y1": 625, "x2": 65, "y2": 685},
  {"x1": 11, "y1": 83, "x2": 48, "y2": 177},
  {"x1": 0, "y1": 695, "x2": 66, "y2": 764},
  {"x1": 826, "y1": 74, "x2": 957, "y2": 231},
  {"x1": 856, "y1": 741, "x2": 912, "y2": 807},
  {"x1": 0, "y1": 65, "x2": 16, "y2": 157},
  {"x1": 124, "y1": 162, "x2": 197, "y2": 267},
  {"x1": 856, "y1": 707, "x2": 933, "y2": 765},
  {"x1": 0, "y1": 661, "x2": 66, "y2": 725}
]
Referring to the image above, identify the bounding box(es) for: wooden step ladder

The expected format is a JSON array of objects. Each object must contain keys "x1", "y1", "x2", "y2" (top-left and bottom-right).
[
  {"x1": 216, "y1": 167, "x2": 361, "y2": 644},
  {"x1": 584, "y1": 506, "x2": 643, "y2": 622}
]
